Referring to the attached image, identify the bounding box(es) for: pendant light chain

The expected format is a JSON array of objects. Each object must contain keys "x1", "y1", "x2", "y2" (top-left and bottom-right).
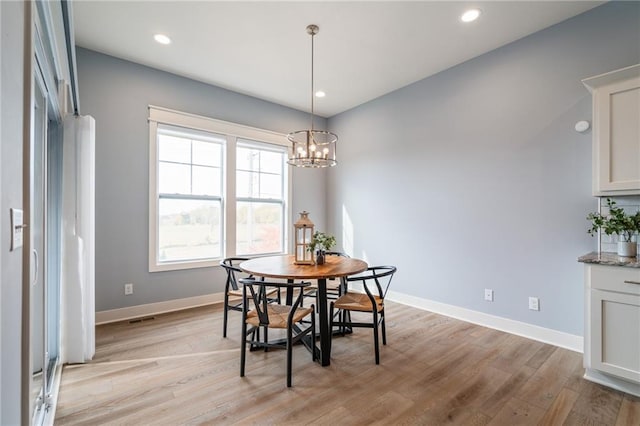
[{"x1": 310, "y1": 28, "x2": 315, "y2": 131}]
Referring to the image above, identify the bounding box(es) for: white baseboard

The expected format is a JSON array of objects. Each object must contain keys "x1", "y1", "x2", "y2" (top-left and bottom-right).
[
  {"x1": 386, "y1": 290, "x2": 584, "y2": 353},
  {"x1": 95, "y1": 293, "x2": 225, "y2": 325}
]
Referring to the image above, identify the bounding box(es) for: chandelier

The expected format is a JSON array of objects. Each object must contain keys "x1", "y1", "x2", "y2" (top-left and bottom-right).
[{"x1": 286, "y1": 25, "x2": 337, "y2": 168}]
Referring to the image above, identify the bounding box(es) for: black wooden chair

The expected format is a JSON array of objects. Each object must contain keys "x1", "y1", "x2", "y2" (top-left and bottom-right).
[
  {"x1": 239, "y1": 278, "x2": 316, "y2": 387},
  {"x1": 329, "y1": 265, "x2": 397, "y2": 364},
  {"x1": 219, "y1": 257, "x2": 279, "y2": 338}
]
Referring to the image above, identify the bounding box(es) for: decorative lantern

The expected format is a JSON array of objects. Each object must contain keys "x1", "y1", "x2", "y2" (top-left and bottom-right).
[{"x1": 294, "y1": 211, "x2": 314, "y2": 265}]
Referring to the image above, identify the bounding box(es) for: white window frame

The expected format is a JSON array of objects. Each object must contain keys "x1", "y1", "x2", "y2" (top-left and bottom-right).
[
  {"x1": 235, "y1": 139, "x2": 288, "y2": 257},
  {"x1": 148, "y1": 106, "x2": 292, "y2": 272}
]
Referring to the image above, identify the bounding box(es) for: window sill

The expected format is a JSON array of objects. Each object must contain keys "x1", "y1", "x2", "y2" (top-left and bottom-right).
[{"x1": 149, "y1": 258, "x2": 220, "y2": 273}]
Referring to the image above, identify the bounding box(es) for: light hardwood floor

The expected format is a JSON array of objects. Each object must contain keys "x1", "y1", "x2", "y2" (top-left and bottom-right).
[{"x1": 55, "y1": 302, "x2": 639, "y2": 425}]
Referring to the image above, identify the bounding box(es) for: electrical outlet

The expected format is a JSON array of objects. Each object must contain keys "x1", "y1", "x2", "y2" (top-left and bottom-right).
[
  {"x1": 528, "y1": 297, "x2": 539, "y2": 311},
  {"x1": 484, "y1": 289, "x2": 494, "y2": 302},
  {"x1": 124, "y1": 283, "x2": 134, "y2": 295}
]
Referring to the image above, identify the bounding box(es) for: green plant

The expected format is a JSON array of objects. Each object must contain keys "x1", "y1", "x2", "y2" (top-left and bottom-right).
[
  {"x1": 307, "y1": 231, "x2": 336, "y2": 253},
  {"x1": 587, "y1": 198, "x2": 640, "y2": 242}
]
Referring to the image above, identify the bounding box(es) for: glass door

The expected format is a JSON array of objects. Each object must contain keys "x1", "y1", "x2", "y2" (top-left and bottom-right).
[
  {"x1": 31, "y1": 62, "x2": 48, "y2": 418},
  {"x1": 31, "y1": 56, "x2": 62, "y2": 424}
]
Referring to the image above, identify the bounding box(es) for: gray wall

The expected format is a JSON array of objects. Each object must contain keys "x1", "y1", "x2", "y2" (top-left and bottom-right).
[
  {"x1": 76, "y1": 48, "x2": 328, "y2": 312},
  {"x1": 1, "y1": 1, "x2": 25, "y2": 424},
  {"x1": 327, "y1": 2, "x2": 640, "y2": 336}
]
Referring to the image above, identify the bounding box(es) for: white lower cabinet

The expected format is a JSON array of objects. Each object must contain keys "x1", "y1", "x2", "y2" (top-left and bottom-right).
[{"x1": 584, "y1": 264, "x2": 640, "y2": 396}]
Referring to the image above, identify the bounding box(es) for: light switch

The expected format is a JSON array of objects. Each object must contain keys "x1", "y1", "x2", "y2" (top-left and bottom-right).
[{"x1": 10, "y1": 208, "x2": 24, "y2": 251}]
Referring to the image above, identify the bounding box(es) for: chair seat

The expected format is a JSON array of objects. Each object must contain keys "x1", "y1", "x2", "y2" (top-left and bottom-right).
[
  {"x1": 333, "y1": 292, "x2": 383, "y2": 312},
  {"x1": 229, "y1": 287, "x2": 278, "y2": 298},
  {"x1": 246, "y1": 304, "x2": 314, "y2": 329}
]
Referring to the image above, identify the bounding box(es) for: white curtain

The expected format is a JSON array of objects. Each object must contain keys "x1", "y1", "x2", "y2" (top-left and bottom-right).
[{"x1": 61, "y1": 115, "x2": 95, "y2": 363}]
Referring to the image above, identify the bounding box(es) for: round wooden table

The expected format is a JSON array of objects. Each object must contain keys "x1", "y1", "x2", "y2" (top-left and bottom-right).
[{"x1": 240, "y1": 254, "x2": 367, "y2": 366}]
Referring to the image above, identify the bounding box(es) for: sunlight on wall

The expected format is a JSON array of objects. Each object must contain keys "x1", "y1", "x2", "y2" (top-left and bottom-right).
[{"x1": 342, "y1": 204, "x2": 354, "y2": 257}]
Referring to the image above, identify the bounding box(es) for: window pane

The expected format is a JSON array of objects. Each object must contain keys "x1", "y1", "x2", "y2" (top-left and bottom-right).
[
  {"x1": 236, "y1": 201, "x2": 283, "y2": 255},
  {"x1": 158, "y1": 198, "x2": 221, "y2": 262},
  {"x1": 236, "y1": 147, "x2": 255, "y2": 171},
  {"x1": 236, "y1": 144, "x2": 284, "y2": 200},
  {"x1": 192, "y1": 140, "x2": 221, "y2": 167},
  {"x1": 236, "y1": 170, "x2": 258, "y2": 198},
  {"x1": 158, "y1": 134, "x2": 191, "y2": 163},
  {"x1": 260, "y1": 150, "x2": 282, "y2": 174},
  {"x1": 192, "y1": 165, "x2": 221, "y2": 196},
  {"x1": 260, "y1": 173, "x2": 282, "y2": 198},
  {"x1": 159, "y1": 162, "x2": 190, "y2": 194}
]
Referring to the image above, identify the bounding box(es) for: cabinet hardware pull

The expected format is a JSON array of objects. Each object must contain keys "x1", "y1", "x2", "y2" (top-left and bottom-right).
[{"x1": 623, "y1": 280, "x2": 640, "y2": 285}]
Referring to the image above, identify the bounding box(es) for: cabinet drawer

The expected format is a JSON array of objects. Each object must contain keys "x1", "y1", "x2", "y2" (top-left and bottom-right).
[{"x1": 589, "y1": 265, "x2": 640, "y2": 295}]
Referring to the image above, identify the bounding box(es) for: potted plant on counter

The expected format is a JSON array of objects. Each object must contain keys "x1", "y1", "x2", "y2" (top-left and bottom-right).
[
  {"x1": 308, "y1": 231, "x2": 336, "y2": 265},
  {"x1": 587, "y1": 198, "x2": 640, "y2": 257}
]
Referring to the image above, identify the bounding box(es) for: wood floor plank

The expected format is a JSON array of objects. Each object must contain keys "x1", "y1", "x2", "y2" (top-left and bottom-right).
[
  {"x1": 54, "y1": 301, "x2": 636, "y2": 425},
  {"x1": 615, "y1": 394, "x2": 640, "y2": 426},
  {"x1": 480, "y1": 365, "x2": 537, "y2": 418},
  {"x1": 568, "y1": 380, "x2": 624, "y2": 425},
  {"x1": 537, "y1": 387, "x2": 580, "y2": 425},
  {"x1": 488, "y1": 396, "x2": 546, "y2": 425},
  {"x1": 525, "y1": 344, "x2": 557, "y2": 370},
  {"x1": 514, "y1": 368, "x2": 569, "y2": 410}
]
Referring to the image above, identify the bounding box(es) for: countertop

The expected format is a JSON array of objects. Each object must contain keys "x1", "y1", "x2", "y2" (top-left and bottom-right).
[{"x1": 578, "y1": 252, "x2": 640, "y2": 268}]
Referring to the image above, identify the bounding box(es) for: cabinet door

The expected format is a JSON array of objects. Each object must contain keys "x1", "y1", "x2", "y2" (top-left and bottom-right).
[
  {"x1": 593, "y1": 77, "x2": 640, "y2": 194},
  {"x1": 590, "y1": 289, "x2": 640, "y2": 383}
]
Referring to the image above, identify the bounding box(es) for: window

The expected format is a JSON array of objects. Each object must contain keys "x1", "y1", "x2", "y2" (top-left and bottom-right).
[
  {"x1": 156, "y1": 125, "x2": 224, "y2": 263},
  {"x1": 236, "y1": 141, "x2": 286, "y2": 255},
  {"x1": 149, "y1": 106, "x2": 291, "y2": 272}
]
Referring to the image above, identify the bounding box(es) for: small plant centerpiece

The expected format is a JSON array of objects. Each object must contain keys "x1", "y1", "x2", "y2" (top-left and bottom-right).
[
  {"x1": 587, "y1": 198, "x2": 640, "y2": 257},
  {"x1": 308, "y1": 231, "x2": 336, "y2": 265}
]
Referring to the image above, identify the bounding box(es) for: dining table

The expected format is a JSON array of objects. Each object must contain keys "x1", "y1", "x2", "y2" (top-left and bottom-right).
[{"x1": 239, "y1": 254, "x2": 368, "y2": 366}]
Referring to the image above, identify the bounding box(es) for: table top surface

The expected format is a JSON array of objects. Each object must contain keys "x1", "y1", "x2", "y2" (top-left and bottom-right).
[{"x1": 240, "y1": 254, "x2": 368, "y2": 280}]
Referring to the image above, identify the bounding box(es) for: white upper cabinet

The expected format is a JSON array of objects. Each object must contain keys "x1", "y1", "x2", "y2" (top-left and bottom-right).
[{"x1": 583, "y1": 64, "x2": 640, "y2": 196}]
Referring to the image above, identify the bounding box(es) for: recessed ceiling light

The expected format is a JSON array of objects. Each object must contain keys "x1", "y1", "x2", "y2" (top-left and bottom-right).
[
  {"x1": 315, "y1": 91, "x2": 326, "y2": 98},
  {"x1": 154, "y1": 34, "x2": 171, "y2": 45},
  {"x1": 460, "y1": 9, "x2": 481, "y2": 23}
]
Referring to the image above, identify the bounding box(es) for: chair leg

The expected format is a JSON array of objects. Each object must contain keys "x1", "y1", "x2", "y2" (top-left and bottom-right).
[
  {"x1": 264, "y1": 327, "x2": 269, "y2": 352},
  {"x1": 286, "y1": 325, "x2": 293, "y2": 387},
  {"x1": 373, "y1": 311, "x2": 380, "y2": 365},
  {"x1": 329, "y1": 302, "x2": 334, "y2": 355},
  {"x1": 311, "y1": 306, "x2": 317, "y2": 361},
  {"x1": 381, "y1": 309, "x2": 387, "y2": 346},
  {"x1": 250, "y1": 328, "x2": 259, "y2": 350},
  {"x1": 240, "y1": 322, "x2": 248, "y2": 377},
  {"x1": 223, "y1": 293, "x2": 230, "y2": 338},
  {"x1": 341, "y1": 309, "x2": 348, "y2": 335}
]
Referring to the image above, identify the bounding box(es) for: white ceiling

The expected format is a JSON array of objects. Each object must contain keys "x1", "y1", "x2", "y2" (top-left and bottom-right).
[{"x1": 73, "y1": 1, "x2": 603, "y2": 117}]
